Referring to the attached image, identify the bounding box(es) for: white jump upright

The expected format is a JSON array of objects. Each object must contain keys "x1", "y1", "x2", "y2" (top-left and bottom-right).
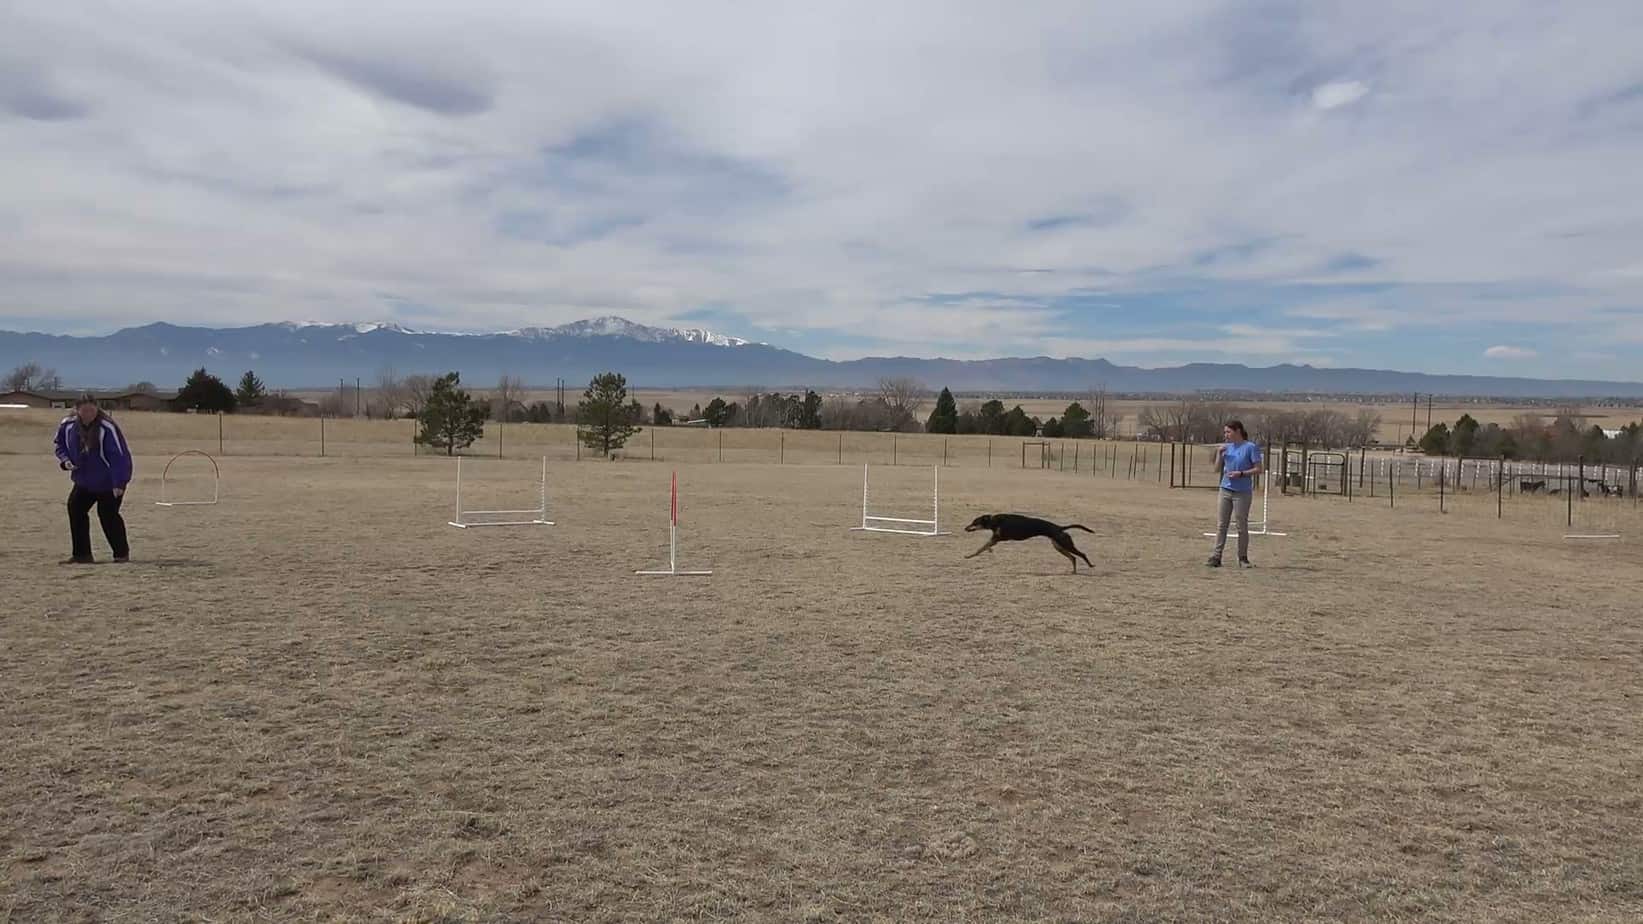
[
  {"x1": 850, "y1": 463, "x2": 949, "y2": 536},
  {"x1": 155, "y1": 450, "x2": 220, "y2": 507},
  {"x1": 1202, "y1": 473, "x2": 1288, "y2": 538},
  {"x1": 448, "y1": 456, "x2": 554, "y2": 528},
  {"x1": 637, "y1": 471, "x2": 713, "y2": 576}
]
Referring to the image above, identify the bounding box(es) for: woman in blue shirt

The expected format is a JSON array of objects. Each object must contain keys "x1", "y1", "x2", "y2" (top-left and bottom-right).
[{"x1": 1208, "y1": 420, "x2": 1260, "y2": 568}]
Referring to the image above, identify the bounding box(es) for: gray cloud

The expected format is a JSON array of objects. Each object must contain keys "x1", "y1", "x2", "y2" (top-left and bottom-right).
[
  {"x1": 287, "y1": 43, "x2": 493, "y2": 116},
  {"x1": 3, "y1": 85, "x2": 91, "y2": 121}
]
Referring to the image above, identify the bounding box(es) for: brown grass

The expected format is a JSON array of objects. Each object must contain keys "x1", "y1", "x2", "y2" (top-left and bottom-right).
[{"x1": 3, "y1": 429, "x2": 1643, "y2": 920}]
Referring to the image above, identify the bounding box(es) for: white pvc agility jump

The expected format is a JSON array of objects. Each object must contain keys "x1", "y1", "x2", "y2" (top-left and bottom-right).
[
  {"x1": 850, "y1": 463, "x2": 949, "y2": 537},
  {"x1": 1202, "y1": 473, "x2": 1288, "y2": 538},
  {"x1": 448, "y1": 456, "x2": 553, "y2": 528},
  {"x1": 155, "y1": 450, "x2": 220, "y2": 507},
  {"x1": 637, "y1": 471, "x2": 712, "y2": 576}
]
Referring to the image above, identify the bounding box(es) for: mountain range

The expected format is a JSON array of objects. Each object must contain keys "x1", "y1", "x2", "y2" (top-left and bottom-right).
[{"x1": 2, "y1": 316, "x2": 1640, "y2": 399}]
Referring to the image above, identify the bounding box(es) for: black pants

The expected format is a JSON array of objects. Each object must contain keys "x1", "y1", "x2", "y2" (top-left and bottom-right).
[{"x1": 68, "y1": 486, "x2": 129, "y2": 561}]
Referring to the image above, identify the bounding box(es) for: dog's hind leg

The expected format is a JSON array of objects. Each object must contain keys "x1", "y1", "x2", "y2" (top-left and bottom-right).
[
  {"x1": 1054, "y1": 544, "x2": 1079, "y2": 572},
  {"x1": 1053, "y1": 533, "x2": 1093, "y2": 571}
]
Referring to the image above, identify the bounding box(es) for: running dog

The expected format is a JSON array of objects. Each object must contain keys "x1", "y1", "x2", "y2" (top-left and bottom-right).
[{"x1": 964, "y1": 514, "x2": 1094, "y2": 572}]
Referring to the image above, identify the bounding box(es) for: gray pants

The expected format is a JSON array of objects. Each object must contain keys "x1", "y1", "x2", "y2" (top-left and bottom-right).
[{"x1": 1212, "y1": 488, "x2": 1253, "y2": 560}]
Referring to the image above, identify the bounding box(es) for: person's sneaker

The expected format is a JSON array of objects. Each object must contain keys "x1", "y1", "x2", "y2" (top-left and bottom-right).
[
  {"x1": 1238, "y1": 558, "x2": 1254, "y2": 569},
  {"x1": 1205, "y1": 556, "x2": 1222, "y2": 568},
  {"x1": 113, "y1": 556, "x2": 130, "y2": 564},
  {"x1": 60, "y1": 556, "x2": 95, "y2": 565}
]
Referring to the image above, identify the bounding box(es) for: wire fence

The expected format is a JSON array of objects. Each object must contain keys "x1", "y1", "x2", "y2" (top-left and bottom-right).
[
  {"x1": 5, "y1": 407, "x2": 1635, "y2": 539},
  {"x1": 1158, "y1": 438, "x2": 1640, "y2": 538},
  {"x1": 0, "y1": 407, "x2": 1178, "y2": 472}
]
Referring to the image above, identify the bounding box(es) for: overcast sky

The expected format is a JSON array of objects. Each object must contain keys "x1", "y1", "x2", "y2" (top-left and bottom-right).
[{"x1": 3, "y1": 1, "x2": 1642, "y2": 377}]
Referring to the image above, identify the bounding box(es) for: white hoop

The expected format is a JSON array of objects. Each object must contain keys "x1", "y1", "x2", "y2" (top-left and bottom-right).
[
  {"x1": 448, "y1": 456, "x2": 554, "y2": 528},
  {"x1": 154, "y1": 450, "x2": 220, "y2": 507},
  {"x1": 850, "y1": 463, "x2": 949, "y2": 536}
]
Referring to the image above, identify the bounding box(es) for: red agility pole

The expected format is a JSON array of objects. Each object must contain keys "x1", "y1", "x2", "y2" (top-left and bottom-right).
[{"x1": 637, "y1": 471, "x2": 713, "y2": 575}]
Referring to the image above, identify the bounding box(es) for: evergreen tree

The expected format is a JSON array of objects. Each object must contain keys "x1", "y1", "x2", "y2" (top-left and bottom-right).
[
  {"x1": 576, "y1": 372, "x2": 643, "y2": 457},
  {"x1": 1060, "y1": 401, "x2": 1093, "y2": 438},
  {"x1": 1003, "y1": 405, "x2": 1036, "y2": 436},
  {"x1": 177, "y1": 368, "x2": 237, "y2": 413},
  {"x1": 925, "y1": 387, "x2": 959, "y2": 434},
  {"x1": 797, "y1": 390, "x2": 823, "y2": 429},
  {"x1": 1417, "y1": 423, "x2": 1451, "y2": 456},
  {"x1": 703, "y1": 397, "x2": 730, "y2": 428},
  {"x1": 415, "y1": 372, "x2": 486, "y2": 455},
  {"x1": 977, "y1": 399, "x2": 1007, "y2": 435},
  {"x1": 235, "y1": 370, "x2": 266, "y2": 408},
  {"x1": 1452, "y1": 413, "x2": 1481, "y2": 456}
]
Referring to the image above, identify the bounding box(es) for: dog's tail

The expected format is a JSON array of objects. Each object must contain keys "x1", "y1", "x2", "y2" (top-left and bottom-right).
[{"x1": 1061, "y1": 523, "x2": 1094, "y2": 533}]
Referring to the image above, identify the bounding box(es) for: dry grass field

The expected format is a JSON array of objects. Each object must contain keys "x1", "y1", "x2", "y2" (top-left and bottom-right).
[{"x1": 4, "y1": 411, "x2": 1643, "y2": 922}]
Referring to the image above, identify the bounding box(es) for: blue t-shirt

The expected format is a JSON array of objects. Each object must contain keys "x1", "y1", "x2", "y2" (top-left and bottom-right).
[{"x1": 1220, "y1": 441, "x2": 1261, "y2": 493}]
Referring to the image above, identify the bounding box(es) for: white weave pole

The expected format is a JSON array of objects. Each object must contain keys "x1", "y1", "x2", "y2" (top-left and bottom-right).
[
  {"x1": 154, "y1": 450, "x2": 220, "y2": 507},
  {"x1": 637, "y1": 471, "x2": 713, "y2": 576},
  {"x1": 1202, "y1": 472, "x2": 1288, "y2": 538},
  {"x1": 448, "y1": 456, "x2": 554, "y2": 528},
  {"x1": 851, "y1": 463, "x2": 949, "y2": 536}
]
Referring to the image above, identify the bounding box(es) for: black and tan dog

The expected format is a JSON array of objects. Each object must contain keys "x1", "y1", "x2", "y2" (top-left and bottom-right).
[{"x1": 964, "y1": 514, "x2": 1095, "y2": 571}]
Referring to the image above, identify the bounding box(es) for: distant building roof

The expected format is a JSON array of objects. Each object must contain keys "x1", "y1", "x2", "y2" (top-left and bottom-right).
[{"x1": 0, "y1": 388, "x2": 180, "y2": 401}]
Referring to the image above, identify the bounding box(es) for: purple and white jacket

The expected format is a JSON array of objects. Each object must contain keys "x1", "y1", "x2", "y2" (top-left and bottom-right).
[{"x1": 54, "y1": 414, "x2": 134, "y2": 494}]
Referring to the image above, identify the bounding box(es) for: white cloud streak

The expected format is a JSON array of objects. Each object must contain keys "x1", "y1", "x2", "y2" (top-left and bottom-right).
[{"x1": 1, "y1": 1, "x2": 1641, "y2": 377}]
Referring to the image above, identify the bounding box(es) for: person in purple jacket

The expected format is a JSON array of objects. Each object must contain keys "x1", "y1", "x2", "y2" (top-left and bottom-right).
[{"x1": 53, "y1": 393, "x2": 134, "y2": 564}]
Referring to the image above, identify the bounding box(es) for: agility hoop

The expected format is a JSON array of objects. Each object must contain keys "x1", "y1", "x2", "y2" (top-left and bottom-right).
[{"x1": 155, "y1": 450, "x2": 220, "y2": 507}]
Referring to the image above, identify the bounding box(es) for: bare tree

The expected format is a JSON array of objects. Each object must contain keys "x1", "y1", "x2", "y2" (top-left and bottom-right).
[
  {"x1": 373, "y1": 366, "x2": 408, "y2": 419},
  {"x1": 877, "y1": 377, "x2": 927, "y2": 432},
  {"x1": 1087, "y1": 386, "x2": 1111, "y2": 439},
  {"x1": 494, "y1": 375, "x2": 526, "y2": 422},
  {"x1": 819, "y1": 396, "x2": 857, "y2": 430},
  {"x1": 1345, "y1": 409, "x2": 1382, "y2": 446},
  {"x1": 5, "y1": 361, "x2": 57, "y2": 392},
  {"x1": 404, "y1": 373, "x2": 435, "y2": 418}
]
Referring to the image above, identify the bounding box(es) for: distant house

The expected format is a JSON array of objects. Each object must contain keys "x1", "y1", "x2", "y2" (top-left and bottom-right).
[
  {"x1": 0, "y1": 389, "x2": 180, "y2": 411},
  {"x1": 249, "y1": 394, "x2": 321, "y2": 417}
]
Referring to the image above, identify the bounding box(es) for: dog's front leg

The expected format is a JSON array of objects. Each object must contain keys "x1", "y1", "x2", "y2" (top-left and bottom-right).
[{"x1": 965, "y1": 536, "x2": 998, "y2": 559}]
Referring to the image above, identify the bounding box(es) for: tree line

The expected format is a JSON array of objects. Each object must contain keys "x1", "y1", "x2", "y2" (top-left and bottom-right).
[
  {"x1": 18, "y1": 357, "x2": 1637, "y2": 461},
  {"x1": 1416, "y1": 411, "x2": 1642, "y2": 465},
  {"x1": 1134, "y1": 399, "x2": 1383, "y2": 449}
]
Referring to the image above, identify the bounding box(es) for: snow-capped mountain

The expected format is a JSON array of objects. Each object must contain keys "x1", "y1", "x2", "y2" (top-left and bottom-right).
[
  {"x1": 521, "y1": 316, "x2": 753, "y2": 347},
  {"x1": 2, "y1": 315, "x2": 1642, "y2": 396}
]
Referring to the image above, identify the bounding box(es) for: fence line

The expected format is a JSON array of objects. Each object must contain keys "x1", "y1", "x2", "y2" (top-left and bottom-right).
[{"x1": 2, "y1": 408, "x2": 1636, "y2": 534}]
